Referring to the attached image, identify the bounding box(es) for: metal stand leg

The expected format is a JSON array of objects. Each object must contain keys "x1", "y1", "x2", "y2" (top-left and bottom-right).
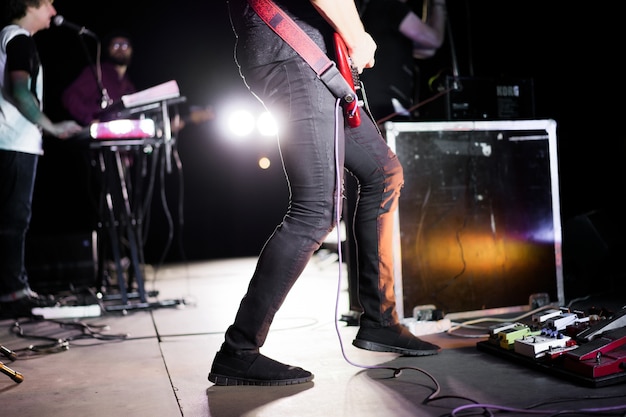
[
  {"x1": 112, "y1": 149, "x2": 147, "y2": 304},
  {"x1": 95, "y1": 147, "x2": 183, "y2": 312}
]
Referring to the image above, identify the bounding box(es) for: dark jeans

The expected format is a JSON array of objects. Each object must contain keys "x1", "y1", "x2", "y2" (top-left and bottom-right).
[
  {"x1": 0, "y1": 150, "x2": 38, "y2": 296},
  {"x1": 223, "y1": 57, "x2": 404, "y2": 352}
]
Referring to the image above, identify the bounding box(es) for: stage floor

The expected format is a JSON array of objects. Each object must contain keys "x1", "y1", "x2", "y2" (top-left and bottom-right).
[{"x1": 1, "y1": 256, "x2": 625, "y2": 417}]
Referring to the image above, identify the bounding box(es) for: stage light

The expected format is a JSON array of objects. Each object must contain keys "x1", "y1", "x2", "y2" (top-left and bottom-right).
[
  {"x1": 258, "y1": 156, "x2": 271, "y2": 169},
  {"x1": 227, "y1": 109, "x2": 255, "y2": 137},
  {"x1": 257, "y1": 111, "x2": 278, "y2": 136}
]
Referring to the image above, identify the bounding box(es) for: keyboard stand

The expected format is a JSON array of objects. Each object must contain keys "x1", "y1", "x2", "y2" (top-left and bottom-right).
[
  {"x1": 83, "y1": 93, "x2": 187, "y2": 312},
  {"x1": 90, "y1": 144, "x2": 183, "y2": 312}
]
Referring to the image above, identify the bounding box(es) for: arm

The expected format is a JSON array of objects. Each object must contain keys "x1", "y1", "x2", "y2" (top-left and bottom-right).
[
  {"x1": 403, "y1": 0, "x2": 447, "y2": 59},
  {"x1": 310, "y1": 0, "x2": 377, "y2": 72},
  {"x1": 10, "y1": 71, "x2": 81, "y2": 138},
  {"x1": 61, "y1": 67, "x2": 102, "y2": 126}
]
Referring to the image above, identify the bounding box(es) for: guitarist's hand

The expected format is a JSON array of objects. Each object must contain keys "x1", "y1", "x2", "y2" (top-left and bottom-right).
[
  {"x1": 310, "y1": 0, "x2": 376, "y2": 72},
  {"x1": 346, "y1": 32, "x2": 377, "y2": 73}
]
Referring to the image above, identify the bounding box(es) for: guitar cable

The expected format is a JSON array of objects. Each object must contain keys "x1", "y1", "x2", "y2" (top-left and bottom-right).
[
  {"x1": 330, "y1": 99, "x2": 442, "y2": 388},
  {"x1": 357, "y1": 81, "x2": 382, "y2": 135}
]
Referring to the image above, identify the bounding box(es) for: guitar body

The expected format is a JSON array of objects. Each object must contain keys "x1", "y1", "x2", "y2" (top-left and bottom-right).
[{"x1": 333, "y1": 33, "x2": 361, "y2": 128}]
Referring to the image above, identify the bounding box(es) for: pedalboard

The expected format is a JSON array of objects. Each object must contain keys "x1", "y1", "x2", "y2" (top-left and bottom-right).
[{"x1": 477, "y1": 306, "x2": 626, "y2": 387}]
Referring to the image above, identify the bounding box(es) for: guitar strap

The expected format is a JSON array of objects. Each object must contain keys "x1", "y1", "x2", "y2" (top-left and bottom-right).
[{"x1": 246, "y1": 0, "x2": 357, "y2": 107}]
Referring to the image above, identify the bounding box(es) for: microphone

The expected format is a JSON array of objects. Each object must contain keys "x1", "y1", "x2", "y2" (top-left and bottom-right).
[{"x1": 52, "y1": 15, "x2": 97, "y2": 38}]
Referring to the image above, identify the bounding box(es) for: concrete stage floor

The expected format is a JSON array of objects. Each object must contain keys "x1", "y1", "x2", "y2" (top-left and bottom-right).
[{"x1": 1, "y1": 256, "x2": 625, "y2": 417}]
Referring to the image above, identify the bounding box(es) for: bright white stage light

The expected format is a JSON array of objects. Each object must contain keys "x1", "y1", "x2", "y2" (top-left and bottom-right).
[
  {"x1": 227, "y1": 109, "x2": 255, "y2": 137},
  {"x1": 257, "y1": 111, "x2": 278, "y2": 136}
]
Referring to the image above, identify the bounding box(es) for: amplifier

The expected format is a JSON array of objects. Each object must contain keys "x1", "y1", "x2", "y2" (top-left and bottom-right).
[{"x1": 445, "y1": 76, "x2": 535, "y2": 120}]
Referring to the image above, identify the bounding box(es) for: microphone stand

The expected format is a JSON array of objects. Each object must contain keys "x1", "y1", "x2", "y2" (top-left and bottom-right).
[
  {"x1": 443, "y1": 2, "x2": 462, "y2": 92},
  {"x1": 74, "y1": 32, "x2": 112, "y2": 110}
]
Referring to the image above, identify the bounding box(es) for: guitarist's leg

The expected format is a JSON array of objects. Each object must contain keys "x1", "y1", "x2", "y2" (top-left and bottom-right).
[
  {"x1": 344, "y1": 109, "x2": 440, "y2": 356},
  {"x1": 210, "y1": 58, "x2": 341, "y2": 385}
]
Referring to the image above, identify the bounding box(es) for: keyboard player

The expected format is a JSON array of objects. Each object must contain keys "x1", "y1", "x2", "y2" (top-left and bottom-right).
[{"x1": 61, "y1": 30, "x2": 136, "y2": 127}]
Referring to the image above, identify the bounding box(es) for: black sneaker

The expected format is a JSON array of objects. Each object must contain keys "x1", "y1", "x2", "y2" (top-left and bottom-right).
[
  {"x1": 208, "y1": 350, "x2": 314, "y2": 386},
  {"x1": 0, "y1": 292, "x2": 58, "y2": 319},
  {"x1": 353, "y1": 324, "x2": 441, "y2": 356}
]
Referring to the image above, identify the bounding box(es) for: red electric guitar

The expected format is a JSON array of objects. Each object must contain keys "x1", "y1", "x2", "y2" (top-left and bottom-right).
[{"x1": 333, "y1": 33, "x2": 361, "y2": 128}]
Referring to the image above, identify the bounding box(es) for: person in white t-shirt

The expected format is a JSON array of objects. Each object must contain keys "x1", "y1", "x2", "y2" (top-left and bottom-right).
[{"x1": 0, "y1": 0, "x2": 81, "y2": 319}]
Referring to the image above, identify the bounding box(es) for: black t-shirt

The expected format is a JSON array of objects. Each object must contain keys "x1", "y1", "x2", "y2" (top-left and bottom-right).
[{"x1": 5, "y1": 34, "x2": 40, "y2": 99}]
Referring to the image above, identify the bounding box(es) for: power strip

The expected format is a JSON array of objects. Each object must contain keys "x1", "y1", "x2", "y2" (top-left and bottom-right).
[
  {"x1": 402, "y1": 318, "x2": 451, "y2": 336},
  {"x1": 31, "y1": 304, "x2": 101, "y2": 319}
]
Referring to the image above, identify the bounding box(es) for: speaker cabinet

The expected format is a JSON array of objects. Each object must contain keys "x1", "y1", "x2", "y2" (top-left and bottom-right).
[
  {"x1": 385, "y1": 120, "x2": 563, "y2": 317},
  {"x1": 25, "y1": 232, "x2": 97, "y2": 293}
]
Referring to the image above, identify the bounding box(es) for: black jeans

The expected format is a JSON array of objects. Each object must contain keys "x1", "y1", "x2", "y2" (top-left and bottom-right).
[
  {"x1": 0, "y1": 150, "x2": 38, "y2": 296},
  {"x1": 223, "y1": 57, "x2": 404, "y2": 352}
]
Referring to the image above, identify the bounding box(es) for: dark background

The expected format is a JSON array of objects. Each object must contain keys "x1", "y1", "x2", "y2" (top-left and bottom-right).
[{"x1": 27, "y1": 1, "x2": 625, "y2": 294}]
